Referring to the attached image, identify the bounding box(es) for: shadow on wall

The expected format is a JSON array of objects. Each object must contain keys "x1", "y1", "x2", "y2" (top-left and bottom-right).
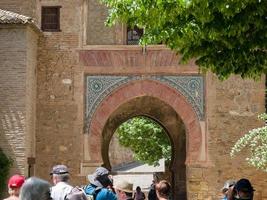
[{"x1": 0, "y1": 109, "x2": 26, "y2": 174}]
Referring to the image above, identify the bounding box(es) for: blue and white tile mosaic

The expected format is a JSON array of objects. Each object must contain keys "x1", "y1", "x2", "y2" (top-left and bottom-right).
[{"x1": 85, "y1": 75, "x2": 204, "y2": 132}]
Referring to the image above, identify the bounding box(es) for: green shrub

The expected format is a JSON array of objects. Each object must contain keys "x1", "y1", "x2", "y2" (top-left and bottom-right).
[{"x1": 0, "y1": 148, "x2": 12, "y2": 196}]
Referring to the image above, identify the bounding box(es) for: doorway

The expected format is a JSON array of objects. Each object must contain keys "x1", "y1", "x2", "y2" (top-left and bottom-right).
[{"x1": 101, "y1": 96, "x2": 187, "y2": 199}]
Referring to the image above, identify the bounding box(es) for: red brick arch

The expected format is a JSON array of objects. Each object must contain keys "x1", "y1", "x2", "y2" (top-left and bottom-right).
[{"x1": 88, "y1": 79, "x2": 202, "y2": 165}]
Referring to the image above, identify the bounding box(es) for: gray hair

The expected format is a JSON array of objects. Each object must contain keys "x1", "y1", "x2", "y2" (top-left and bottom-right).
[
  {"x1": 19, "y1": 177, "x2": 51, "y2": 200},
  {"x1": 54, "y1": 173, "x2": 70, "y2": 182}
]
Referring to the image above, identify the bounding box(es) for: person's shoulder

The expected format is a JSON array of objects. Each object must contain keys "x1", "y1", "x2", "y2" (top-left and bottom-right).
[
  {"x1": 84, "y1": 184, "x2": 95, "y2": 194},
  {"x1": 98, "y1": 187, "x2": 114, "y2": 194},
  {"x1": 98, "y1": 188, "x2": 117, "y2": 199},
  {"x1": 3, "y1": 197, "x2": 19, "y2": 200}
]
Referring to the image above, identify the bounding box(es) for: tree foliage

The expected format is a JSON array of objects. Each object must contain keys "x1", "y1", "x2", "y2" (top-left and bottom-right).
[
  {"x1": 0, "y1": 148, "x2": 12, "y2": 197},
  {"x1": 231, "y1": 113, "x2": 267, "y2": 171},
  {"x1": 116, "y1": 116, "x2": 171, "y2": 166},
  {"x1": 101, "y1": 0, "x2": 267, "y2": 80}
]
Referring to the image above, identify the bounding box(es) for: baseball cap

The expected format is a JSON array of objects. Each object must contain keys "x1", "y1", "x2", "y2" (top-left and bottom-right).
[
  {"x1": 88, "y1": 167, "x2": 110, "y2": 187},
  {"x1": 234, "y1": 178, "x2": 255, "y2": 192},
  {"x1": 50, "y1": 165, "x2": 69, "y2": 175},
  {"x1": 8, "y1": 174, "x2": 25, "y2": 188}
]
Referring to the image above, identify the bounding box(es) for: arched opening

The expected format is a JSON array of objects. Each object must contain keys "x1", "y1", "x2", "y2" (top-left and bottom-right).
[
  {"x1": 102, "y1": 96, "x2": 187, "y2": 199},
  {"x1": 85, "y1": 79, "x2": 206, "y2": 199},
  {"x1": 109, "y1": 116, "x2": 172, "y2": 196}
]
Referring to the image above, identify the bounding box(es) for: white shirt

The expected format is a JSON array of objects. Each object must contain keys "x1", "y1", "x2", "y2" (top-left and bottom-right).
[{"x1": 51, "y1": 181, "x2": 73, "y2": 200}]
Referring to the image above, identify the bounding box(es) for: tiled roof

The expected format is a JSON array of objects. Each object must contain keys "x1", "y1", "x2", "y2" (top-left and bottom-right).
[{"x1": 0, "y1": 9, "x2": 33, "y2": 24}]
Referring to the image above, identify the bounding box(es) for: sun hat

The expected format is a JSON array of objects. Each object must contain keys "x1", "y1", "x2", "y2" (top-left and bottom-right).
[
  {"x1": 114, "y1": 180, "x2": 133, "y2": 193},
  {"x1": 50, "y1": 165, "x2": 69, "y2": 175},
  {"x1": 88, "y1": 167, "x2": 110, "y2": 187},
  {"x1": 8, "y1": 174, "x2": 25, "y2": 188},
  {"x1": 234, "y1": 178, "x2": 255, "y2": 192}
]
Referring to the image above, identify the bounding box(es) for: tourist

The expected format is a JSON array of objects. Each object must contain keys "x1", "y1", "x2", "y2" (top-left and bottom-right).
[
  {"x1": 65, "y1": 187, "x2": 87, "y2": 200},
  {"x1": 84, "y1": 167, "x2": 117, "y2": 200},
  {"x1": 115, "y1": 180, "x2": 134, "y2": 200},
  {"x1": 133, "y1": 186, "x2": 145, "y2": 200},
  {"x1": 19, "y1": 177, "x2": 51, "y2": 200},
  {"x1": 221, "y1": 180, "x2": 236, "y2": 200},
  {"x1": 4, "y1": 174, "x2": 25, "y2": 200},
  {"x1": 155, "y1": 180, "x2": 171, "y2": 200},
  {"x1": 50, "y1": 164, "x2": 73, "y2": 200},
  {"x1": 227, "y1": 178, "x2": 254, "y2": 200},
  {"x1": 148, "y1": 180, "x2": 158, "y2": 200}
]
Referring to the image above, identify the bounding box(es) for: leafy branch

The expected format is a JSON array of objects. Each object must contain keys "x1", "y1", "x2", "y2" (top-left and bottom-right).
[
  {"x1": 231, "y1": 113, "x2": 267, "y2": 171},
  {"x1": 116, "y1": 116, "x2": 171, "y2": 166}
]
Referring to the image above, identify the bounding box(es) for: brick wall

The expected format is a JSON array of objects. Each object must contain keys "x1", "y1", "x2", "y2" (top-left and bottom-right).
[
  {"x1": 86, "y1": 0, "x2": 117, "y2": 45},
  {"x1": 25, "y1": 26, "x2": 39, "y2": 175},
  {"x1": 35, "y1": 0, "x2": 85, "y2": 185},
  {"x1": 0, "y1": 24, "x2": 38, "y2": 176}
]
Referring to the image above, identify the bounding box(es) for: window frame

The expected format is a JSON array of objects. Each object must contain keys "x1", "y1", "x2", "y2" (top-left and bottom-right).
[
  {"x1": 41, "y1": 6, "x2": 61, "y2": 32},
  {"x1": 127, "y1": 26, "x2": 144, "y2": 45}
]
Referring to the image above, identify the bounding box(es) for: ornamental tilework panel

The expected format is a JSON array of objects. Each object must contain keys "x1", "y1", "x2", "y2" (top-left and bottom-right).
[{"x1": 85, "y1": 75, "x2": 204, "y2": 132}]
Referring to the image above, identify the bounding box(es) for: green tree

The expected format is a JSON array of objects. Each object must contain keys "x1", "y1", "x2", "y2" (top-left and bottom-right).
[
  {"x1": 100, "y1": 0, "x2": 267, "y2": 170},
  {"x1": 101, "y1": 0, "x2": 267, "y2": 80},
  {"x1": 231, "y1": 113, "x2": 267, "y2": 171},
  {"x1": 0, "y1": 148, "x2": 12, "y2": 197},
  {"x1": 116, "y1": 116, "x2": 171, "y2": 166}
]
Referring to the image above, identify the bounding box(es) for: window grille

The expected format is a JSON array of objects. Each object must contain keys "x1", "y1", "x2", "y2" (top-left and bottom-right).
[
  {"x1": 41, "y1": 6, "x2": 61, "y2": 32},
  {"x1": 127, "y1": 26, "x2": 143, "y2": 45}
]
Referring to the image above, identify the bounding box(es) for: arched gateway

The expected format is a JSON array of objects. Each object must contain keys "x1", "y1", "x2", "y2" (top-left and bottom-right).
[{"x1": 83, "y1": 76, "x2": 209, "y2": 199}]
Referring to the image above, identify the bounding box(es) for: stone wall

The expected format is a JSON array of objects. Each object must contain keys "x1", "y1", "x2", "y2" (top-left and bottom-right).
[
  {"x1": 109, "y1": 134, "x2": 134, "y2": 167},
  {"x1": 35, "y1": 0, "x2": 85, "y2": 185},
  {"x1": 200, "y1": 74, "x2": 266, "y2": 200},
  {"x1": 0, "y1": 24, "x2": 38, "y2": 176}
]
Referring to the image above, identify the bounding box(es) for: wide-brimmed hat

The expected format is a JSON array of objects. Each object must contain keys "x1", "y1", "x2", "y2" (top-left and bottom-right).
[
  {"x1": 88, "y1": 167, "x2": 110, "y2": 187},
  {"x1": 114, "y1": 180, "x2": 133, "y2": 193},
  {"x1": 50, "y1": 165, "x2": 69, "y2": 175},
  {"x1": 234, "y1": 178, "x2": 255, "y2": 192},
  {"x1": 8, "y1": 174, "x2": 25, "y2": 188}
]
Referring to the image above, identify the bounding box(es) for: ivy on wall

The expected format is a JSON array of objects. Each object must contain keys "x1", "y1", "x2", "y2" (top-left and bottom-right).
[{"x1": 0, "y1": 148, "x2": 12, "y2": 197}]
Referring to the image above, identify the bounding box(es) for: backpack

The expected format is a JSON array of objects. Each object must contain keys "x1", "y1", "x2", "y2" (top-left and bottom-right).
[
  {"x1": 83, "y1": 185, "x2": 102, "y2": 200},
  {"x1": 65, "y1": 186, "x2": 88, "y2": 200}
]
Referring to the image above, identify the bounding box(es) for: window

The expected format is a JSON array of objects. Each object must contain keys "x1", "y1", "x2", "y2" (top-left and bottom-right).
[
  {"x1": 41, "y1": 6, "x2": 61, "y2": 32},
  {"x1": 127, "y1": 26, "x2": 143, "y2": 45}
]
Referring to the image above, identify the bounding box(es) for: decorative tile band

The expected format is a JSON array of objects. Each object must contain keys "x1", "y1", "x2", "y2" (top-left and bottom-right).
[{"x1": 85, "y1": 75, "x2": 204, "y2": 132}]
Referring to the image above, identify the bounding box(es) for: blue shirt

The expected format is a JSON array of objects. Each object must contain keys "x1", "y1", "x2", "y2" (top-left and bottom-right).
[{"x1": 84, "y1": 184, "x2": 117, "y2": 200}]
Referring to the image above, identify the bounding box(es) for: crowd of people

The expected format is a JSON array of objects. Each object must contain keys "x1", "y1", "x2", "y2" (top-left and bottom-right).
[{"x1": 2, "y1": 164, "x2": 254, "y2": 200}]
